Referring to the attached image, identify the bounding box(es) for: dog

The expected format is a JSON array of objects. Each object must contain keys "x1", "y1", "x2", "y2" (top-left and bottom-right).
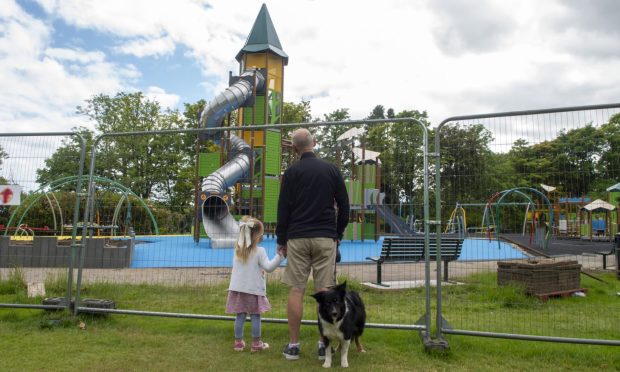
[{"x1": 311, "y1": 281, "x2": 366, "y2": 368}]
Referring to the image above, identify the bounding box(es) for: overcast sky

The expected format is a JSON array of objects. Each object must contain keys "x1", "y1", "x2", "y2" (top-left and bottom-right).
[{"x1": 2, "y1": 0, "x2": 620, "y2": 134}]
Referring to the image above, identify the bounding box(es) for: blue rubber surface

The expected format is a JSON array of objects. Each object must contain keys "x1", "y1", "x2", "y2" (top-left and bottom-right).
[{"x1": 129, "y1": 236, "x2": 528, "y2": 268}]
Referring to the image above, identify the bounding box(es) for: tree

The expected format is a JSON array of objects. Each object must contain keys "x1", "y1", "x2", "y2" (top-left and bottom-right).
[
  {"x1": 282, "y1": 100, "x2": 312, "y2": 124},
  {"x1": 0, "y1": 145, "x2": 7, "y2": 169},
  {"x1": 38, "y1": 93, "x2": 196, "y2": 211},
  {"x1": 597, "y1": 113, "x2": 620, "y2": 186},
  {"x1": 314, "y1": 108, "x2": 353, "y2": 173},
  {"x1": 437, "y1": 123, "x2": 494, "y2": 205},
  {"x1": 36, "y1": 127, "x2": 95, "y2": 187},
  {"x1": 75, "y1": 92, "x2": 194, "y2": 201}
]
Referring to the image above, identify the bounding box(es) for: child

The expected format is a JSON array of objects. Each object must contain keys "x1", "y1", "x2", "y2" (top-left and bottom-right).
[{"x1": 226, "y1": 216, "x2": 285, "y2": 352}]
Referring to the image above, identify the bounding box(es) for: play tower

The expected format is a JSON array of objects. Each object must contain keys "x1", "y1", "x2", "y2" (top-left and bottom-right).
[{"x1": 194, "y1": 4, "x2": 287, "y2": 246}]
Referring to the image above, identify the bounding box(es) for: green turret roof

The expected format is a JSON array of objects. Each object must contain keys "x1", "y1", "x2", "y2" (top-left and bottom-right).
[{"x1": 236, "y1": 3, "x2": 288, "y2": 65}]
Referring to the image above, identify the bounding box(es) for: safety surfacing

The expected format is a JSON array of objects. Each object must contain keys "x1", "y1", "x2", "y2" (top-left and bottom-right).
[{"x1": 128, "y1": 236, "x2": 528, "y2": 268}]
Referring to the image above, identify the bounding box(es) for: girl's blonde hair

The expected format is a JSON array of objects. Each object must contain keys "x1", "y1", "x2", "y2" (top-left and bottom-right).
[{"x1": 235, "y1": 216, "x2": 264, "y2": 263}]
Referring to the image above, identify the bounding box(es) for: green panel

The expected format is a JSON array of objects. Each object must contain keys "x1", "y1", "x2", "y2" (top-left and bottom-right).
[
  {"x1": 255, "y1": 95, "x2": 265, "y2": 124},
  {"x1": 241, "y1": 188, "x2": 263, "y2": 198},
  {"x1": 265, "y1": 130, "x2": 281, "y2": 176},
  {"x1": 355, "y1": 164, "x2": 376, "y2": 188},
  {"x1": 244, "y1": 96, "x2": 265, "y2": 125},
  {"x1": 198, "y1": 152, "x2": 221, "y2": 177},
  {"x1": 344, "y1": 224, "x2": 354, "y2": 240},
  {"x1": 268, "y1": 90, "x2": 282, "y2": 124},
  {"x1": 243, "y1": 108, "x2": 251, "y2": 125},
  {"x1": 263, "y1": 176, "x2": 280, "y2": 223},
  {"x1": 346, "y1": 180, "x2": 362, "y2": 205},
  {"x1": 363, "y1": 223, "x2": 375, "y2": 240}
]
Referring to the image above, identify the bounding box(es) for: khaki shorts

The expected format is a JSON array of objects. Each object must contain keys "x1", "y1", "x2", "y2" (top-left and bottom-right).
[{"x1": 282, "y1": 237, "x2": 337, "y2": 290}]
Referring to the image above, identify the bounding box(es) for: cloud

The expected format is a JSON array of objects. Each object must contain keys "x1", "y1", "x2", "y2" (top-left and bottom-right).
[
  {"x1": 428, "y1": 0, "x2": 517, "y2": 56},
  {"x1": 0, "y1": 0, "x2": 138, "y2": 133},
  {"x1": 549, "y1": 0, "x2": 620, "y2": 59},
  {"x1": 145, "y1": 86, "x2": 180, "y2": 109},
  {"x1": 4, "y1": 0, "x2": 620, "y2": 137}
]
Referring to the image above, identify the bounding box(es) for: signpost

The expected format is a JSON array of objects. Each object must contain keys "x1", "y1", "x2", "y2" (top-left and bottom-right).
[{"x1": 0, "y1": 185, "x2": 21, "y2": 206}]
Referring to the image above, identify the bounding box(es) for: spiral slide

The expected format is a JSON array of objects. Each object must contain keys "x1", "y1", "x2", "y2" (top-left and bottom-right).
[{"x1": 198, "y1": 70, "x2": 264, "y2": 248}]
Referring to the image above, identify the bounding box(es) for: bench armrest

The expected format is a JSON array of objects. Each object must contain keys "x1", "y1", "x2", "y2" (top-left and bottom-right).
[{"x1": 366, "y1": 256, "x2": 381, "y2": 263}]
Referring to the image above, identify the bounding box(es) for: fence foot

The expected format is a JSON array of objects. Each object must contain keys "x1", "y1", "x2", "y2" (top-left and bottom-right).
[{"x1": 420, "y1": 331, "x2": 450, "y2": 352}]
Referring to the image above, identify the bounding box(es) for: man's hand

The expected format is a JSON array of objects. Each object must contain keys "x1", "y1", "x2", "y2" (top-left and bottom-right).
[{"x1": 277, "y1": 244, "x2": 287, "y2": 258}]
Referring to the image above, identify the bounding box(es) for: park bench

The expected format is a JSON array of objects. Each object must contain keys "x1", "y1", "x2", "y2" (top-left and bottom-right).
[
  {"x1": 594, "y1": 243, "x2": 617, "y2": 270},
  {"x1": 366, "y1": 236, "x2": 464, "y2": 286}
]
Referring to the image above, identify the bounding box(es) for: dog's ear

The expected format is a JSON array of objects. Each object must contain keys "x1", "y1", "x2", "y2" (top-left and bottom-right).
[
  {"x1": 311, "y1": 292, "x2": 324, "y2": 302},
  {"x1": 335, "y1": 281, "x2": 347, "y2": 293}
]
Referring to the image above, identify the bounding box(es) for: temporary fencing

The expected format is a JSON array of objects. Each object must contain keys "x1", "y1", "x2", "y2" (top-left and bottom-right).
[
  {"x1": 434, "y1": 103, "x2": 620, "y2": 346},
  {"x1": 0, "y1": 132, "x2": 87, "y2": 311}
]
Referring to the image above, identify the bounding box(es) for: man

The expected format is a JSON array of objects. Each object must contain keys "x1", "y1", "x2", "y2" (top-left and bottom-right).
[{"x1": 276, "y1": 128, "x2": 350, "y2": 361}]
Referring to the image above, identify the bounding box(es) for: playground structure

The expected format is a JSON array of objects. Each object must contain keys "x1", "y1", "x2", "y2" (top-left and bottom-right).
[
  {"x1": 447, "y1": 183, "x2": 620, "y2": 252},
  {"x1": 2, "y1": 176, "x2": 158, "y2": 239},
  {"x1": 193, "y1": 5, "x2": 418, "y2": 247}
]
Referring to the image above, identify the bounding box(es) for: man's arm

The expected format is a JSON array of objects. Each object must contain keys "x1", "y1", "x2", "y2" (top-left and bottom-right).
[
  {"x1": 334, "y1": 168, "x2": 350, "y2": 241},
  {"x1": 275, "y1": 171, "x2": 291, "y2": 246}
]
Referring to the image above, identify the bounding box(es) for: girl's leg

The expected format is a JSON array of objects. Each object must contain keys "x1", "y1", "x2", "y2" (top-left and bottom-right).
[
  {"x1": 235, "y1": 312, "x2": 246, "y2": 340},
  {"x1": 250, "y1": 313, "x2": 261, "y2": 340},
  {"x1": 250, "y1": 313, "x2": 269, "y2": 351}
]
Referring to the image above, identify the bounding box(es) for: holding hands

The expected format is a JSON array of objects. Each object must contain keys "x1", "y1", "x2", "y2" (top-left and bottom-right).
[{"x1": 277, "y1": 244, "x2": 287, "y2": 258}]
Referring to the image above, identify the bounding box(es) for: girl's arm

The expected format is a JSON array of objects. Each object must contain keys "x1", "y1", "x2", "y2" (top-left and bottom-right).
[{"x1": 258, "y1": 247, "x2": 284, "y2": 273}]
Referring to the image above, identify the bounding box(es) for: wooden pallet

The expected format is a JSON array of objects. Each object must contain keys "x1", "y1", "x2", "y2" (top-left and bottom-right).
[{"x1": 535, "y1": 288, "x2": 588, "y2": 302}]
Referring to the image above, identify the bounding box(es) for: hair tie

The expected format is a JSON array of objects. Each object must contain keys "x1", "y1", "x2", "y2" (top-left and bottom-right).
[{"x1": 237, "y1": 220, "x2": 255, "y2": 248}]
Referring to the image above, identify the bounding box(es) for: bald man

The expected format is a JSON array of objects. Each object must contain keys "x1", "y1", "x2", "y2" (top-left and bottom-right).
[{"x1": 277, "y1": 128, "x2": 350, "y2": 361}]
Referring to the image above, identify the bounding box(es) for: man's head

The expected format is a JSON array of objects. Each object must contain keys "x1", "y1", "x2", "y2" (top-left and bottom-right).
[{"x1": 291, "y1": 128, "x2": 316, "y2": 155}]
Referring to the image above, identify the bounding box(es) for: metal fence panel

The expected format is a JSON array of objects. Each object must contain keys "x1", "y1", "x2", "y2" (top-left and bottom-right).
[
  {"x1": 73, "y1": 119, "x2": 432, "y2": 331},
  {"x1": 0, "y1": 132, "x2": 86, "y2": 311},
  {"x1": 435, "y1": 104, "x2": 620, "y2": 345}
]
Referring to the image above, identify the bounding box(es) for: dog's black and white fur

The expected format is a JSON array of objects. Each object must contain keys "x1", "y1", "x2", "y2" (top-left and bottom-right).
[{"x1": 311, "y1": 281, "x2": 366, "y2": 368}]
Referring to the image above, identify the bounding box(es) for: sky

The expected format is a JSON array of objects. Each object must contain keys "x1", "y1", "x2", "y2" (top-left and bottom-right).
[{"x1": 1, "y1": 0, "x2": 620, "y2": 134}]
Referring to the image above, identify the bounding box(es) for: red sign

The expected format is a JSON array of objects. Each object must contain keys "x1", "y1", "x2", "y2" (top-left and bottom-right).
[{"x1": 0, "y1": 185, "x2": 21, "y2": 206}]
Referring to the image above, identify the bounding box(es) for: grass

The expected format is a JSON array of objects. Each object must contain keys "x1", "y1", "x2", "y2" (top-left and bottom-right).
[{"x1": 1, "y1": 270, "x2": 619, "y2": 371}]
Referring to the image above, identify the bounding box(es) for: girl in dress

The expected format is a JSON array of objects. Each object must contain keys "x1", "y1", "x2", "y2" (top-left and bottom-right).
[{"x1": 226, "y1": 216, "x2": 285, "y2": 352}]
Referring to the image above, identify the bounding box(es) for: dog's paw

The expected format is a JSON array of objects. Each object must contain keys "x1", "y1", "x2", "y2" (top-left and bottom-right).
[
  {"x1": 341, "y1": 360, "x2": 349, "y2": 368},
  {"x1": 322, "y1": 362, "x2": 331, "y2": 368}
]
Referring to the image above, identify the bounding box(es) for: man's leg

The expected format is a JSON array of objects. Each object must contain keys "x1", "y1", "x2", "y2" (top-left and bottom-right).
[{"x1": 287, "y1": 286, "x2": 305, "y2": 343}]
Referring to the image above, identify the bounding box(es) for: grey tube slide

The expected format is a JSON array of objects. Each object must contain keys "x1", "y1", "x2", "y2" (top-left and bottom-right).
[{"x1": 199, "y1": 70, "x2": 264, "y2": 248}]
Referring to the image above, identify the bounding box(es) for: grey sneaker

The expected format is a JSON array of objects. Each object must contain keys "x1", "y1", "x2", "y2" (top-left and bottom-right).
[{"x1": 283, "y1": 344, "x2": 300, "y2": 360}]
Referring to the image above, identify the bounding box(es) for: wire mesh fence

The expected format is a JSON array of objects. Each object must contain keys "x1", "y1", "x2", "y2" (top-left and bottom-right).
[
  {"x1": 434, "y1": 104, "x2": 620, "y2": 344},
  {"x1": 0, "y1": 132, "x2": 86, "y2": 310},
  {"x1": 71, "y1": 119, "x2": 432, "y2": 330},
  {"x1": 1, "y1": 107, "x2": 619, "y2": 346}
]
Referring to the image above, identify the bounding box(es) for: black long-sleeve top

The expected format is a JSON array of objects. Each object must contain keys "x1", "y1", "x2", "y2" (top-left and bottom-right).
[{"x1": 276, "y1": 152, "x2": 350, "y2": 246}]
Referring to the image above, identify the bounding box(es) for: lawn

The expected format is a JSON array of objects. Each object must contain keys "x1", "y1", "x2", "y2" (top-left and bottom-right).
[{"x1": 1, "y1": 269, "x2": 619, "y2": 371}]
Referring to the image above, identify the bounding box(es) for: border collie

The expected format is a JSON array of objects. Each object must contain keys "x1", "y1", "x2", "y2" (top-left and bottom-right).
[{"x1": 311, "y1": 281, "x2": 366, "y2": 368}]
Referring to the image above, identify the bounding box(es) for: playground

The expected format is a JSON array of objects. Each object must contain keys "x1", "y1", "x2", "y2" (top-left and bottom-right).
[{"x1": 1, "y1": 3, "x2": 619, "y2": 353}]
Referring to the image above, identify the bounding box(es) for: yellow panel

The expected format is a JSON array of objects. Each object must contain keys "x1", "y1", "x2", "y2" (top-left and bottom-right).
[
  {"x1": 245, "y1": 53, "x2": 267, "y2": 69},
  {"x1": 268, "y1": 54, "x2": 283, "y2": 77},
  {"x1": 242, "y1": 130, "x2": 265, "y2": 147}
]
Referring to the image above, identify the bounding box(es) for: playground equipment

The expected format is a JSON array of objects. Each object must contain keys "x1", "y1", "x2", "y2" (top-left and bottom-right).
[
  {"x1": 445, "y1": 203, "x2": 466, "y2": 235},
  {"x1": 195, "y1": 4, "x2": 286, "y2": 247},
  {"x1": 482, "y1": 188, "x2": 553, "y2": 251},
  {"x1": 3, "y1": 175, "x2": 157, "y2": 238}
]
